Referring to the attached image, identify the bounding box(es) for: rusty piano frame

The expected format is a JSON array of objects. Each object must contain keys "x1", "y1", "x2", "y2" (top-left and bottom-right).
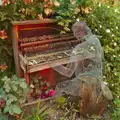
[{"x1": 11, "y1": 19, "x2": 79, "y2": 84}]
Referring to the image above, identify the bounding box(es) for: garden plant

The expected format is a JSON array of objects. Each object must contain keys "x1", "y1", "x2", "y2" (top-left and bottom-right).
[{"x1": 0, "y1": 0, "x2": 120, "y2": 119}]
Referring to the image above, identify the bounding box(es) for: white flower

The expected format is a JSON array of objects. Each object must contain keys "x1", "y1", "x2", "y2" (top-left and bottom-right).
[
  {"x1": 107, "y1": 6, "x2": 110, "y2": 8},
  {"x1": 115, "y1": 9, "x2": 118, "y2": 13},
  {"x1": 95, "y1": 29, "x2": 98, "y2": 32},
  {"x1": 114, "y1": 42, "x2": 117, "y2": 46},
  {"x1": 113, "y1": 55, "x2": 116, "y2": 58},
  {"x1": 103, "y1": 81, "x2": 108, "y2": 85},
  {"x1": 112, "y1": 84, "x2": 114, "y2": 86},
  {"x1": 76, "y1": 18, "x2": 80, "y2": 22},
  {"x1": 106, "y1": 29, "x2": 110, "y2": 33},
  {"x1": 108, "y1": 105, "x2": 110, "y2": 107},
  {"x1": 116, "y1": 26, "x2": 118, "y2": 29},
  {"x1": 30, "y1": 84, "x2": 35, "y2": 88},
  {"x1": 112, "y1": 34, "x2": 115, "y2": 37},
  {"x1": 98, "y1": 3, "x2": 101, "y2": 7},
  {"x1": 99, "y1": 25, "x2": 102, "y2": 28}
]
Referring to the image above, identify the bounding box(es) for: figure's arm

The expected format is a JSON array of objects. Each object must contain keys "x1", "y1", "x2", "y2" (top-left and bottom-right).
[
  {"x1": 53, "y1": 21, "x2": 87, "y2": 77},
  {"x1": 53, "y1": 62, "x2": 77, "y2": 78},
  {"x1": 53, "y1": 41, "x2": 94, "y2": 77},
  {"x1": 53, "y1": 21, "x2": 101, "y2": 78}
]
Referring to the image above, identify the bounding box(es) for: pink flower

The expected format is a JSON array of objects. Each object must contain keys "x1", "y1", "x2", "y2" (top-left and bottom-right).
[{"x1": 49, "y1": 89, "x2": 55, "y2": 97}]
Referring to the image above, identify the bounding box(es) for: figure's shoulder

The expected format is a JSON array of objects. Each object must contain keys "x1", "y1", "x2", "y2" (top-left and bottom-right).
[
  {"x1": 84, "y1": 34, "x2": 97, "y2": 40},
  {"x1": 84, "y1": 34, "x2": 101, "y2": 46}
]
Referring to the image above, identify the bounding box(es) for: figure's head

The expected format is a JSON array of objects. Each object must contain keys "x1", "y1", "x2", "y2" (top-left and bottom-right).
[{"x1": 72, "y1": 21, "x2": 91, "y2": 40}]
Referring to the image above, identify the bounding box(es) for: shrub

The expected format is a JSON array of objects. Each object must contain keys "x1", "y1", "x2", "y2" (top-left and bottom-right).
[{"x1": 0, "y1": 74, "x2": 29, "y2": 119}]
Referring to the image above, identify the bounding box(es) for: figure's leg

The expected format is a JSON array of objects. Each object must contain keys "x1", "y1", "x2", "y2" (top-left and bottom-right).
[{"x1": 55, "y1": 77, "x2": 81, "y2": 96}]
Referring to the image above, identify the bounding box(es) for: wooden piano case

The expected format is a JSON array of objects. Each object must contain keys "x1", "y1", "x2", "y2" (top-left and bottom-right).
[{"x1": 10, "y1": 19, "x2": 75, "y2": 86}]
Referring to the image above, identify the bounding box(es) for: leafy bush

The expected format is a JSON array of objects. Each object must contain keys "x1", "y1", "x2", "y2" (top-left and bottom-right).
[
  {"x1": 111, "y1": 98, "x2": 120, "y2": 119},
  {"x1": 0, "y1": 75, "x2": 29, "y2": 119},
  {"x1": 84, "y1": 2, "x2": 120, "y2": 97}
]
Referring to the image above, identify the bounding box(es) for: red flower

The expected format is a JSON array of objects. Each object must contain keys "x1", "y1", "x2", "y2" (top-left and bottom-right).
[
  {"x1": 0, "y1": 30, "x2": 7, "y2": 39},
  {"x1": 24, "y1": 0, "x2": 33, "y2": 4},
  {"x1": 0, "y1": 98, "x2": 6, "y2": 108},
  {"x1": 0, "y1": 64, "x2": 8, "y2": 72},
  {"x1": 42, "y1": 86, "x2": 48, "y2": 91}
]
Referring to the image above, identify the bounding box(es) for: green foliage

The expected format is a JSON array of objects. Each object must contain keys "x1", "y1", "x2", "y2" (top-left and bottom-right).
[
  {"x1": 0, "y1": 39, "x2": 12, "y2": 66},
  {"x1": 59, "y1": 101, "x2": 79, "y2": 120},
  {"x1": 21, "y1": 101, "x2": 48, "y2": 120},
  {"x1": 52, "y1": 0, "x2": 95, "y2": 33},
  {"x1": 111, "y1": 98, "x2": 120, "y2": 119},
  {"x1": 84, "y1": 3, "x2": 120, "y2": 97},
  {"x1": 56, "y1": 96, "x2": 67, "y2": 108},
  {"x1": 0, "y1": 114, "x2": 8, "y2": 120},
  {"x1": 0, "y1": 75, "x2": 29, "y2": 119},
  {"x1": 52, "y1": 0, "x2": 80, "y2": 33}
]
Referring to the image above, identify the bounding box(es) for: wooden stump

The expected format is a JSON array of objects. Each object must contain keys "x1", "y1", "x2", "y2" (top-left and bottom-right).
[{"x1": 79, "y1": 76, "x2": 108, "y2": 116}]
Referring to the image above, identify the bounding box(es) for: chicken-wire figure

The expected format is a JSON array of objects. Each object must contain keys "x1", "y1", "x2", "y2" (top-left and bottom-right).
[{"x1": 52, "y1": 21, "x2": 113, "y2": 114}]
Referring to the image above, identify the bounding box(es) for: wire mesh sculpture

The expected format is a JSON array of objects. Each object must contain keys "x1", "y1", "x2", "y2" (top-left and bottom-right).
[{"x1": 52, "y1": 21, "x2": 113, "y2": 115}]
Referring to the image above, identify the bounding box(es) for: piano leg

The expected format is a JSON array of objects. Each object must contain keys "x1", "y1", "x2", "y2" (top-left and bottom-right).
[{"x1": 24, "y1": 73, "x2": 30, "y2": 85}]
